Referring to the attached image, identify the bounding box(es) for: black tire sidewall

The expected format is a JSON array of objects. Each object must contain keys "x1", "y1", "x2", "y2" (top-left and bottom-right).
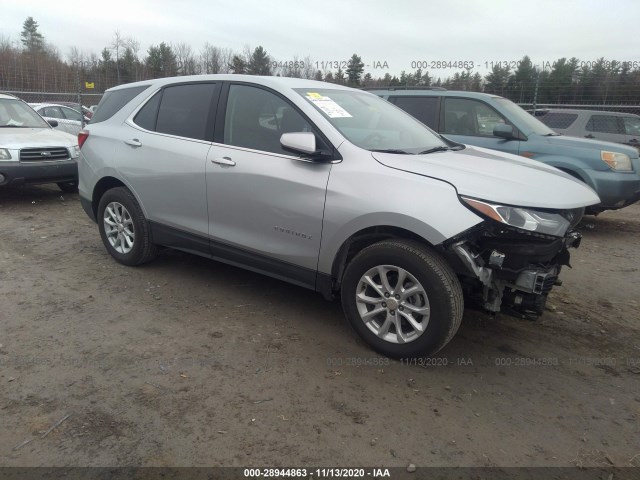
[
  {"x1": 97, "y1": 188, "x2": 148, "y2": 266},
  {"x1": 342, "y1": 245, "x2": 458, "y2": 358}
]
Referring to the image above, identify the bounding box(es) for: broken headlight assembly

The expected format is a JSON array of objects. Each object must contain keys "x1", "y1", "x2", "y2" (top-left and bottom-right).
[{"x1": 460, "y1": 197, "x2": 582, "y2": 237}]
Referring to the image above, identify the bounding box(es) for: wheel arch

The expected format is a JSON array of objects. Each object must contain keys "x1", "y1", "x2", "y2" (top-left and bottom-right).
[
  {"x1": 91, "y1": 176, "x2": 127, "y2": 219},
  {"x1": 329, "y1": 225, "x2": 437, "y2": 292}
]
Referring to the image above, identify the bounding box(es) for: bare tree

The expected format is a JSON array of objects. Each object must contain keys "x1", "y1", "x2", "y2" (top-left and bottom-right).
[
  {"x1": 200, "y1": 43, "x2": 232, "y2": 74},
  {"x1": 174, "y1": 42, "x2": 198, "y2": 75},
  {"x1": 110, "y1": 30, "x2": 126, "y2": 83}
]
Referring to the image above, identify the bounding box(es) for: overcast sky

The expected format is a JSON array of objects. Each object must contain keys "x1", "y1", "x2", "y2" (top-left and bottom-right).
[{"x1": 3, "y1": 0, "x2": 639, "y2": 77}]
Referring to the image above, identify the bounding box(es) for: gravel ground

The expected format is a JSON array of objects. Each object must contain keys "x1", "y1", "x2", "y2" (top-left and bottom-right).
[{"x1": 0, "y1": 185, "x2": 639, "y2": 468}]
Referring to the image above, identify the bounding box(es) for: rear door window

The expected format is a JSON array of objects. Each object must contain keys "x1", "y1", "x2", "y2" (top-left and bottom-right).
[
  {"x1": 132, "y1": 85, "x2": 218, "y2": 140},
  {"x1": 155, "y1": 83, "x2": 217, "y2": 141},
  {"x1": 389, "y1": 96, "x2": 439, "y2": 129}
]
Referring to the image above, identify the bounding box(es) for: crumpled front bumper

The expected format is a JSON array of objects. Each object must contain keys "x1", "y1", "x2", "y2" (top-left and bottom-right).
[{"x1": 448, "y1": 226, "x2": 582, "y2": 319}]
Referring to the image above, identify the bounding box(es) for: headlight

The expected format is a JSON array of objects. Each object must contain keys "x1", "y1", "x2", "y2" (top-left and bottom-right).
[
  {"x1": 461, "y1": 197, "x2": 574, "y2": 237},
  {"x1": 69, "y1": 145, "x2": 80, "y2": 159},
  {"x1": 601, "y1": 151, "x2": 632, "y2": 171},
  {"x1": 0, "y1": 148, "x2": 12, "y2": 160}
]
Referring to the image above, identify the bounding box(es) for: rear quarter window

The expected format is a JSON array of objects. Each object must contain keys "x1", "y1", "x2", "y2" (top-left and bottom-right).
[{"x1": 90, "y1": 85, "x2": 150, "y2": 124}]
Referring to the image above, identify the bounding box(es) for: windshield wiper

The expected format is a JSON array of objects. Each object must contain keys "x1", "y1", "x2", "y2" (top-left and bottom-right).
[
  {"x1": 544, "y1": 133, "x2": 561, "y2": 136},
  {"x1": 418, "y1": 146, "x2": 456, "y2": 154},
  {"x1": 370, "y1": 148, "x2": 411, "y2": 154}
]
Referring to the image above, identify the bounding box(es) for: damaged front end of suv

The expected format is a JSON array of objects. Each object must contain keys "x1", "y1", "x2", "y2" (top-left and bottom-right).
[{"x1": 445, "y1": 197, "x2": 585, "y2": 319}]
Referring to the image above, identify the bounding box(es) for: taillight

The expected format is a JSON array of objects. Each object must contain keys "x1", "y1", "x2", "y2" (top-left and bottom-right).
[{"x1": 78, "y1": 130, "x2": 89, "y2": 149}]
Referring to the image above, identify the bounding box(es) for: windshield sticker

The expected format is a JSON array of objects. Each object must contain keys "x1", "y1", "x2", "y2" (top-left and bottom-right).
[
  {"x1": 306, "y1": 95, "x2": 352, "y2": 118},
  {"x1": 306, "y1": 92, "x2": 323, "y2": 99}
]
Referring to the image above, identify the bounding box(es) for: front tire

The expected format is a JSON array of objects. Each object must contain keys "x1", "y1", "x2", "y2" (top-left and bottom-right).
[
  {"x1": 97, "y1": 187, "x2": 157, "y2": 266},
  {"x1": 341, "y1": 240, "x2": 463, "y2": 358}
]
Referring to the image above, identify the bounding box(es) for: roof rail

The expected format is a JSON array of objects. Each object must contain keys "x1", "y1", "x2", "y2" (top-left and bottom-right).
[{"x1": 364, "y1": 86, "x2": 447, "y2": 91}]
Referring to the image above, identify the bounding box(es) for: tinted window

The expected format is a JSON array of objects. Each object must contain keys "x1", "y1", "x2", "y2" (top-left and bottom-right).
[
  {"x1": 390, "y1": 96, "x2": 439, "y2": 129},
  {"x1": 90, "y1": 85, "x2": 150, "y2": 124},
  {"x1": 540, "y1": 112, "x2": 578, "y2": 129},
  {"x1": 443, "y1": 98, "x2": 507, "y2": 136},
  {"x1": 155, "y1": 84, "x2": 216, "y2": 140},
  {"x1": 225, "y1": 85, "x2": 314, "y2": 155},
  {"x1": 133, "y1": 91, "x2": 162, "y2": 131},
  {"x1": 586, "y1": 115, "x2": 624, "y2": 134}
]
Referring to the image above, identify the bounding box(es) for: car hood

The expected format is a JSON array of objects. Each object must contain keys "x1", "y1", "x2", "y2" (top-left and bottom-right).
[
  {"x1": 372, "y1": 145, "x2": 600, "y2": 209},
  {"x1": 542, "y1": 134, "x2": 639, "y2": 157},
  {"x1": 0, "y1": 128, "x2": 77, "y2": 149}
]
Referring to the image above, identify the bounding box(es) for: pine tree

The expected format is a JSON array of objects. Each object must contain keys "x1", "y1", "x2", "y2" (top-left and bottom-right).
[
  {"x1": 247, "y1": 46, "x2": 271, "y2": 75},
  {"x1": 229, "y1": 55, "x2": 247, "y2": 74},
  {"x1": 346, "y1": 54, "x2": 364, "y2": 85},
  {"x1": 21, "y1": 17, "x2": 45, "y2": 53}
]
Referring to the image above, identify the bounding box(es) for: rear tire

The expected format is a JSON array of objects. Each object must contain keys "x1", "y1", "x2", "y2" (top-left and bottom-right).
[
  {"x1": 97, "y1": 187, "x2": 157, "y2": 266},
  {"x1": 341, "y1": 240, "x2": 463, "y2": 358}
]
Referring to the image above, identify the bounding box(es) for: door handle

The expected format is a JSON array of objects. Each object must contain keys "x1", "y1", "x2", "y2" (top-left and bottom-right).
[
  {"x1": 211, "y1": 156, "x2": 236, "y2": 166},
  {"x1": 584, "y1": 134, "x2": 595, "y2": 139},
  {"x1": 124, "y1": 139, "x2": 142, "y2": 147}
]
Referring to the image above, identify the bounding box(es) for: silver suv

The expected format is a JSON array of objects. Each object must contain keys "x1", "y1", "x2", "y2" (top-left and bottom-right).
[{"x1": 78, "y1": 75, "x2": 599, "y2": 358}]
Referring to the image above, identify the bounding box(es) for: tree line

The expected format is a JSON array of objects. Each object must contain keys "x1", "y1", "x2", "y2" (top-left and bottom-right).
[{"x1": 2, "y1": 17, "x2": 640, "y2": 106}]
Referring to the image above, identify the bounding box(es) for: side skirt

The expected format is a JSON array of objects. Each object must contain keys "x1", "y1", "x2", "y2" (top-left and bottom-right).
[{"x1": 149, "y1": 221, "x2": 323, "y2": 293}]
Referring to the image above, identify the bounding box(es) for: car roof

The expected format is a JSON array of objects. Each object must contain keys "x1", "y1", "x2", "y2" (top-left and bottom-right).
[
  {"x1": 0, "y1": 93, "x2": 20, "y2": 100},
  {"x1": 29, "y1": 103, "x2": 78, "y2": 109},
  {"x1": 542, "y1": 109, "x2": 639, "y2": 118},
  {"x1": 106, "y1": 75, "x2": 357, "y2": 93},
  {"x1": 365, "y1": 88, "x2": 505, "y2": 100}
]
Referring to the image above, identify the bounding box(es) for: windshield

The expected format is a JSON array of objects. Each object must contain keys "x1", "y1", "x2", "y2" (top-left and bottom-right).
[
  {"x1": 0, "y1": 98, "x2": 50, "y2": 128},
  {"x1": 295, "y1": 88, "x2": 447, "y2": 153},
  {"x1": 494, "y1": 98, "x2": 557, "y2": 136}
]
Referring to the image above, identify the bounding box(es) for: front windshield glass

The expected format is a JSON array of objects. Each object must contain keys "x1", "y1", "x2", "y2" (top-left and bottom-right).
[
  {"x1": 495, "y1": 98, "x2": 557, "y2": 136},
  {"x1": 295, "y1": 88, "x2": 447, "y2": 153},
  {"x1": 0, "y1": 98, "x2": 50, "y2": 128}
]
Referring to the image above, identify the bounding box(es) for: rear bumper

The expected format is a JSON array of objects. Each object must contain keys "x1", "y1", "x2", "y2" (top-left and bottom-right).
[
  {"x1": 0, "y1": 160, "x2": 78, "y2": 186},
  {"x1": 80, "y1": 194, "x2": 96, "y2": 223}
]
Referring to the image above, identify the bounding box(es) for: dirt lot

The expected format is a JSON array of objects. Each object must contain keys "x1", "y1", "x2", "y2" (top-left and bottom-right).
[{"x1": 0, "y1": 184, "x2": 639, "y2": 468}]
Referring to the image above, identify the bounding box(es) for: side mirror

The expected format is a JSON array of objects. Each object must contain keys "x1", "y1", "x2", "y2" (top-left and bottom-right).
[
  {"x1": 281, "y1": 132, "x2": 334, "y2": 161},
  {"x1": 281, "y1": 132, "x2": 316, "y2": 155},
  {"x1": 493, "y1": 123, "x2": 515, "y2": 140},
  {"x1": 47, "y1": 119, "x2": 59, "y2": 128}
]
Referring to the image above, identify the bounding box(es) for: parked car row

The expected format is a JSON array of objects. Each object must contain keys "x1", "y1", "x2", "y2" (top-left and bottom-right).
[
  {"x1": 370, "y1": 88, "x2": 640, "y2": 212},
  {"x1": 77, "y1": 75, "x2": 600, "y2": 358}
]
